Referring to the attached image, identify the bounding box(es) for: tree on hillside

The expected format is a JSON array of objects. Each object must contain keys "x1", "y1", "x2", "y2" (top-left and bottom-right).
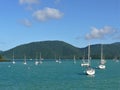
[
  {"x1": 0, "y1": 55, "x2": 3, "y2": 59},
  {"x1": 0, "y1": 54, "x2": 5, "y2": 61}
]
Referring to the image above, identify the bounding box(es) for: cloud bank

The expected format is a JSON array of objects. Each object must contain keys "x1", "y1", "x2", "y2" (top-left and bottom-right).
[
  {"x1": 33, "y1": 7, "x2": 63, "y2": 21},
  {"x1": 19, "y1": 0, "x2": 39, "y2": 5},
  {"x1": 85, "y1": 26, "x2": 115, "y2": 40}
]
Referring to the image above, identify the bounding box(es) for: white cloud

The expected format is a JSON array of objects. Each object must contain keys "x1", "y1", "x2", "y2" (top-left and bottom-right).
[
  {"x1": 19, "y1": 0, "x2": 39, "y2": 5},
  {"x1": 33, "y1": 7, "x2": 63, "y2": 21},
  {"x1": 112, "y1": 29, "x2": 120, "y2": 39},
  {"x1": 20, "y1": 19, "x2": 32, "y2": 27},
  {"x1": 85, "y1": 26, "x2": 116, "y2": 40}
]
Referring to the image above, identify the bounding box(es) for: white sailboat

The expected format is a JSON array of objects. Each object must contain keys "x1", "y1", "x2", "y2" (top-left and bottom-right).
[
  {"x1": 35, "y1": 59, "x2": 39, "y2": 65},
  {"x1": 12, "y1": 52, "x2": 16, "y2": 64},
  {"x1": 39, "y1": 52, "x2": 43, "y2": 64},
  {"x1": 86, "y1": 44, "x2": 95, "y2": 75},
  {"x1": 73, "y1": 55, "x2": 76, "y2": 64},
  {"x1": 23, "y1": 55, "x2": 27, "y2": 65},
  {"x1": 55, "y1": 54, "x2": 59, "y2": 63},
  {"x1": 35, "y1": 53, "x2": 39, "y2": 65},
  {"x1": 81, "y1": 52, "x2": 90, "y2": 67},
  {"x1": 56, "y1": 59, "x2": 59, "y2": 63},
  {"x1": 58, "y1": 57, "x2": 62, "y2": 64},
  {"x1": 81, "y1": 57, "x2": 90, "y2": 67},
  {"x1": 98, "y1": 44, "x2": 106, "y2": 69}
]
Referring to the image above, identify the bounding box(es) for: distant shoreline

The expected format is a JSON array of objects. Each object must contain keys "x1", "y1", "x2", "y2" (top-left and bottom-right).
[{"x1": 0, "y1": 59, "x2": 10, "y2": 62}]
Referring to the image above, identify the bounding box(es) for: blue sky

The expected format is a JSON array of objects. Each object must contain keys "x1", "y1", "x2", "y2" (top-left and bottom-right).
[{"x1": 0, "y1": 0, "x2": 120, "y2": 51}]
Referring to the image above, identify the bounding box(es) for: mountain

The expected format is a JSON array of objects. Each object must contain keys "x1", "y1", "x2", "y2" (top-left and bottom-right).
[
  {"x1": 2, "y1": 41, "x2": 80, "y2": 59},
  {"x1": 1, "y1": 41, "x2": 120, "y2": 59},
  {"x1": 85, "y1": 43, "x2": 120, "y2": 59}
]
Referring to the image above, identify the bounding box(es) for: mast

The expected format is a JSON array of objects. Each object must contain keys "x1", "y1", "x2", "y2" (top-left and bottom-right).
[
  {"x1": 40, "y1": 52, "x2": 41, "y2": 60},
  {"x1": 35, "y1": 52, "x2": 37, "y2": 61},
  {"x1": 35, "y1": 52, "x2": 39, "y2": 65},
  {"x1": 55, "y1": 54, "x2": 56, "y2": 60},
  {"x1": 39, "y1": 52, "x2": 43, "y2": 64},
  {"x1": 13, "y1": 51, "x2": 14, "y2": 61},
  {"x1": 24, "y1": 54, "x2": 26, "y2": 62},
  {"x1": 100, "y1": 44, "x2": 106, "y2": 64},
  {"x1": 88, "y1": 44, "x2": 90, "y2": 64},
  {"x1": 73, "y1": 55, "x2": 76, "y2": 64},
  {"x1": 12, "y1": 51, "x2": 16, "y2": 64},
  {"x1": 101, "y1": 44, "x2": 103, "y2": 60},
  {"x1": 74, "y1": 55, "x2": 75, "y2": 60},
  {"x1": 24, "y1": 54, "x2": 27, "y2": 65},
  {"x1": 36, "y1": 52, "x2": 38, "y2": 61}
]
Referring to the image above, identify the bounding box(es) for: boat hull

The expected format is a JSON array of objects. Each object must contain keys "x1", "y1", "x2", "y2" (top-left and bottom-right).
[
  {"x1": 98, "y1": 64, "x2": 106, "y2": 69},
  {"x1": 12, "y1": 61, "x2": 16, "y2": 64},
  {"x1": 81, "y1": 63, "x2": 90, "y2": 67},
  {"x1": 86, "y1": 68, "x2": 95, "y2": 75}
]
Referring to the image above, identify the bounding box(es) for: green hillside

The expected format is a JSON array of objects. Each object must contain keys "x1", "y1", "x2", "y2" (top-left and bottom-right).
[
  {"x1": 1, "y1": 41, "x2": 120, "y2": 59},
  {"x1": 85, "y1": 42, "x2": 120, "y2": 59},
  {"x1": 0, "y1": 54, "x2": 7, "y2": 62},
  {"x1": 2, "y1": 41, "x2": 80, "y2": 59}
]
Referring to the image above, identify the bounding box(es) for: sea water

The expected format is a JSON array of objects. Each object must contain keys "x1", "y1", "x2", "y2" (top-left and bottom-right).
[{"x1": 0, "y1": 60, "x2": 120, "y2": 90}]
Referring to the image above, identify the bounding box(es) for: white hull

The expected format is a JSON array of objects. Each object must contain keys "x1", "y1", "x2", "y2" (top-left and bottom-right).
[
  {"x1": 35, "y1": 61, "x2": 39, "y2": 65},
  {"x1": 23, "y1": 62, "x2": 27, "y2": 65},
  {"x1": 56, "y1": 60, "x2": 59, "y2": 63},
  {"x1": 12, "y1": 61, "x2": 16, "y2": 64},
  {"x1": 58, "y1": 61, "x2": 62, "y2": 64},
  {"x1": 98, "y1": 64, "x2": 106, "y2": 69},
  {"x1": 81, "y1": 63, "x2": 90, "y2": 67},
  {"x1": 86, "y1": 68, "x2": 95, "y2": 75}
]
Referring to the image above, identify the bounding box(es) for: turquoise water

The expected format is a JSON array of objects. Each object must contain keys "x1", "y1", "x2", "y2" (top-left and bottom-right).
[{"x1": 0, "y1": 60, "x2": 120, "y2": 90}]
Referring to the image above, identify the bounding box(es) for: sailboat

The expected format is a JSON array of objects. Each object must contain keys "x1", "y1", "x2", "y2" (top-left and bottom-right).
[
  {"x1": 58, "y1": 57, "x2": 62, "y2": 64},
  {"x1": 39, "y1": 52, "x2": 43, "y2": 64},
  {"x1": 55, "y1": 54, "x2": 59, "y2": 63},
  {"x1": 12, "y1": 52, "x2": 16, "y2": 64},
  {"x1": 81, "y1": 57, "x2": 90, "y2": 67},
  {"x1": 35, "y1": 59, "x2": 39, "y2": 65},
  {"x1": 86, "y1": 44, "x2": 95, "y2": 75},
  {"x1": 73, "y1": 55, "x2": 76, "y2": 64},
  {"x1": 35, "y1": 53, "x2": 39, "y2": 65},
  {"x1": 98, "y1": 44, "x2": 106, "y2": 69},
  {"x1": 81, "y1": 52, "x2": 90, "y2": 67},
  {"x1": 23, "y1": 55, "x2": 27, "y2": 65}
]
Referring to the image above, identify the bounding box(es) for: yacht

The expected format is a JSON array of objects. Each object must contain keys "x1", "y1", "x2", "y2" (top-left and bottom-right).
[
  {"x1": 98, "y1": 44, "x2": 106, "y2": 69},
  {"x1": 12, "y1": 52, "x2": 16, "y2": 64},
  {"x1": 86, "y1": 44, "x2": 95, "y2": 75},
  {"x1": 73, "y1": 55, "x2": 76, "y2": 64},
  {"x1": 39, "y1": 52, "x2": 43, "y2": 64},
  {"x1": 23, "y1": 55, "x2": 27, "y2": 65}
]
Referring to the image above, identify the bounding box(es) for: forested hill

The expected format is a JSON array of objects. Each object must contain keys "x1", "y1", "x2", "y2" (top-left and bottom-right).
[
  {"x1": 2, "y1": 41, "x2": 80, "y2": 59},
  {"x1": 1, "y1": 41, "x2": 120, "y2": 59}
]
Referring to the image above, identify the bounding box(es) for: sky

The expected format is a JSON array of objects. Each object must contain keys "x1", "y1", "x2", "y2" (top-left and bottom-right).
[{"x1": 0, "y1": 0, "x2": 120, "y2": 51}]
